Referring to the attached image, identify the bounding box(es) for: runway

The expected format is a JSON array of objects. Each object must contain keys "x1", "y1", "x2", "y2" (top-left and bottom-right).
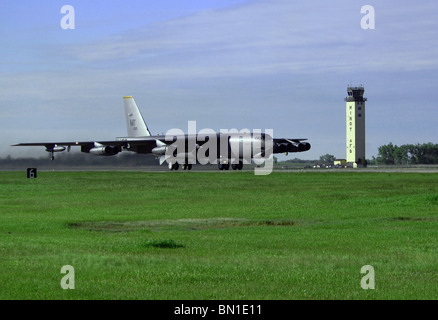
[{"x1": 2, "y1": 164, "x2": 438, "y2": 173}]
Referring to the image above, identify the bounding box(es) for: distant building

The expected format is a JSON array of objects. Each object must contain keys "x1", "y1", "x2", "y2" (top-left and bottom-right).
[
  {"x1": 334, "y1": 159, "x2": 347, "y2": 167},
  {"x1": 345, "y1": 86, "x2": 367, "y2": 168}
]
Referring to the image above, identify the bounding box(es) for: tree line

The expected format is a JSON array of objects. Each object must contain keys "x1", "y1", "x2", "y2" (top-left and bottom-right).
[{"x1": 376, "y1": 142, "x2": 438, "y2": 165}]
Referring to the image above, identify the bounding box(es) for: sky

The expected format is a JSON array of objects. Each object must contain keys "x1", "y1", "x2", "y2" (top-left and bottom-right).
[{"x1": 1, "y1": 0, "x2": 437, "y2": 160}]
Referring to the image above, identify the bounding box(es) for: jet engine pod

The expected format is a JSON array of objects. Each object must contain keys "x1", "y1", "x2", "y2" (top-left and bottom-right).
[
  {"x1": 89, "y1": 146, "x2": 119, "y2": 156},
  {"x1": 287, "y1": 140, "x2": 311, "y2": 152},
  {"x1": 298, "y1": 142, "x2": 311, "y2": 151},
  {"x1": 151, "y1": 146, "x2": 167, "y2": 155},
  {"x1": 45, "y1": 146, "x2": 66, "y2": 153}
]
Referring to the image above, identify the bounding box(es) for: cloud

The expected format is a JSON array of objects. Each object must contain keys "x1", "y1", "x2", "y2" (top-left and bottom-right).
[
  {"x1": 65, "y1": 0, "x2": 438, "y2": 80},
  {"x1": 66, "y1": 1, "x2": 362, "y2": 76}
]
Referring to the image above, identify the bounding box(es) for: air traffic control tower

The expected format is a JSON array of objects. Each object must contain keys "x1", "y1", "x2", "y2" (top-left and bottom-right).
[{"x1": 345, "y1": 86, "x2": 367, "y2": 168}]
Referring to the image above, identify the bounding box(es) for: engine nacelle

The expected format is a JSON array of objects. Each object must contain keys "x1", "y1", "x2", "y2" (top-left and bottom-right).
[
  {"x1": 151, "y1": 146, "x2": 167, "y2": 155},
  {"x1": 46, "y1": 146, "x2": 66, "y2": 153},
  {"x1": 297, "y1": 142, "x2": 311, "y2": 151},
  {"x1": 89, "y1": 146, "x2": 119, "y2": 156},
  {"x1": 274, "y1": 141, "x2": 311, "y2": 153}
]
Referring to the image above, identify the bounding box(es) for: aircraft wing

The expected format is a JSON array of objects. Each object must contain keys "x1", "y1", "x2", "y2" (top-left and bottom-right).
[
  {"x1": 12, "y1": 141, "x2": 110, "y2": 147},
  {"x1": 12, "y1": 137, "x2": 163, "y2": 158},
  {"x1": 273, "y1": 138, "x2": 308, "y2": 143},
  {"x1": 12, "y1": 139, "x2": 156, "y2": 147}
]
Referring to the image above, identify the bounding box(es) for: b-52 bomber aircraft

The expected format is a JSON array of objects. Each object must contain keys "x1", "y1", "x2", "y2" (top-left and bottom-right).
[{"x1": 13, "y1": 96, "x2": 310, "y2": 171}]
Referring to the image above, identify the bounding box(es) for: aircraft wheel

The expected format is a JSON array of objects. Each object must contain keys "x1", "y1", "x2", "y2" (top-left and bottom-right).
[
  {"x1": 187, "y1": 164, "x2": 192, "y2": 170},
  {"x1": 218, "y1": 163, "x2": 224, "y2": 170},
  {"x1": 231, "y1": 164, "x2": 237, "y2": 170},
  {"x1": 168, "y1": 162, "x2": 173, "y2": 170},
  {"x1": 173, "y1": 162, "x2": 179, "y2": 170},
  {"x1": 223, "y1": 163, "x2": 229, "y2": 170},
  {"x1": 238, "y1": 162, "x2": 243, "y2": 170},
  {"x1": 182, "y1": 164, "x2": 187, "y2": 170}
]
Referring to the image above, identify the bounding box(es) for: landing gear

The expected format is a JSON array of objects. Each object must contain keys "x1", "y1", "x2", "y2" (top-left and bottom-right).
[
  {"x1": 168, "y1": 162, "x2": 179, "y2": 170},
  {"x1": 169, "y1": 162, "x2": 193, "y2": 170},
  {"x1": 218, "y1": 162, "x2": 230, "y2": 170},
  {"x1": 50, "y1": 152, "x2": 55, "y2": 161},
  {"x1": 231, "y1": 161, "x2": 243, "y2": 170}
]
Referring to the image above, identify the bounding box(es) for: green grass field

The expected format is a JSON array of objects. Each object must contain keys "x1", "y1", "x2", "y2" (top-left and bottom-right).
[{"x1": 0, "y1": 171, "x2": 437, "y2": 299}]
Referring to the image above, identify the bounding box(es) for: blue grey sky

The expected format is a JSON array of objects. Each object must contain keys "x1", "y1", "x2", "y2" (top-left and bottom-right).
[{"x1": 1, "y1": 0, "x2": 437, "y2": 160}]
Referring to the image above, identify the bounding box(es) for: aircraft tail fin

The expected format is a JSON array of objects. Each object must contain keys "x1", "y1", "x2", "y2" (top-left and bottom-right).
[{"x1": 123, "y1": 96, "x2": 151, "y2": 137}]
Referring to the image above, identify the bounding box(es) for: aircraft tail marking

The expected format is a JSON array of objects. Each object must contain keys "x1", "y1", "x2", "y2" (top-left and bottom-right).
[{"x1": 123, "y1": 96, "x2": 151, "y2": 137}]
